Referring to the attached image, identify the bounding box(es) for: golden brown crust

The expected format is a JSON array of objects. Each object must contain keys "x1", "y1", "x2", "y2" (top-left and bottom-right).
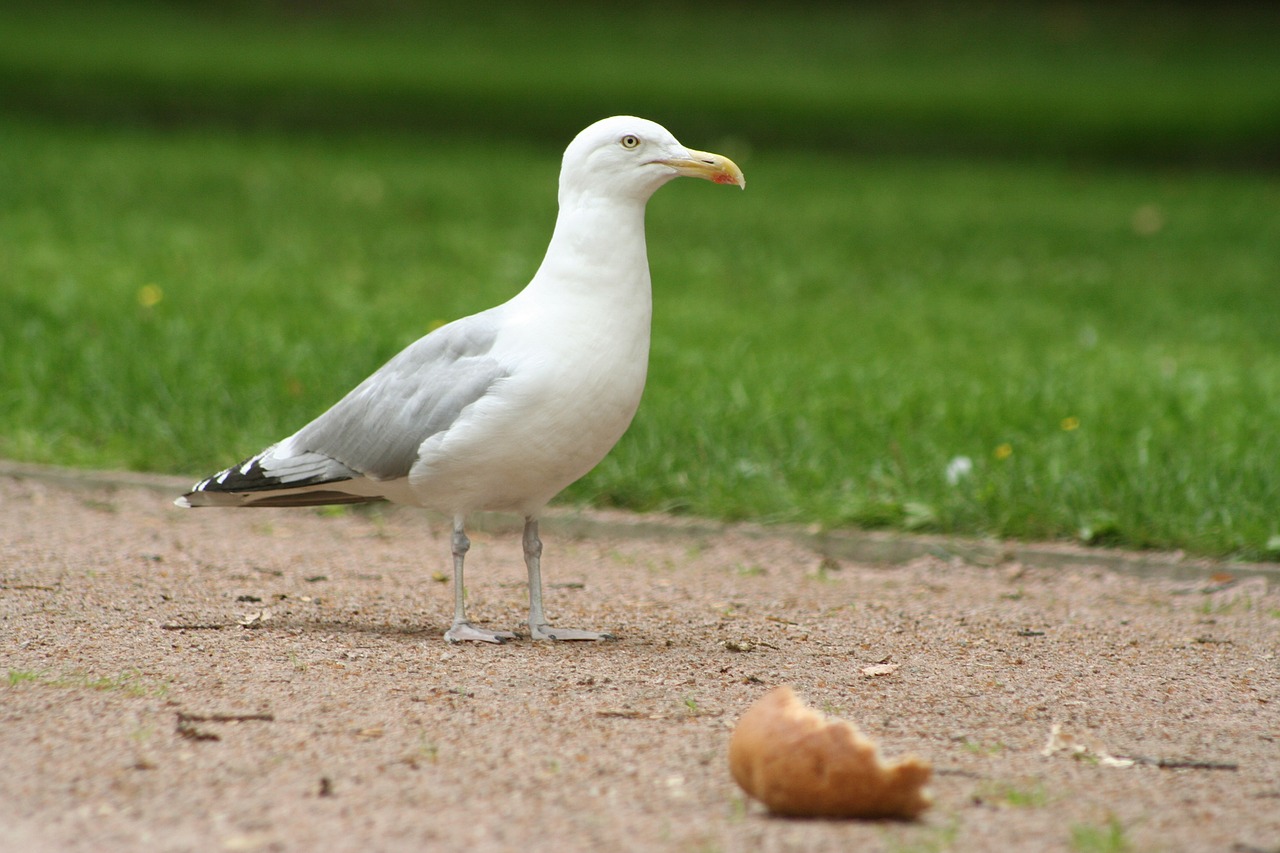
[{"x1": 728, "y1": 686, "x2": 932, "y2": 819}]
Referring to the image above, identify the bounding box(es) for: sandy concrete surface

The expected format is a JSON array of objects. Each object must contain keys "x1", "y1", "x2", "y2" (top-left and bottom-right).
[{"x1": 1, "y1": 466, "x2": 1277, "y2": 853}]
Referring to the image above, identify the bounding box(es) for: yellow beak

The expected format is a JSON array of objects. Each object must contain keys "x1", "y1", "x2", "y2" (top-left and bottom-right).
[{"x1": 658, "y1": 149, "x2": 746, "y2": 189}]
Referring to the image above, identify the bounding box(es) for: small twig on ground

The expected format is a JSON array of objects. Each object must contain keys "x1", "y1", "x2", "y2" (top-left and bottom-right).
[
  {"x1": 175, "y1": 711, "x2": 274, "y2": 742},
  {"x1": 934, "y1": 768, "x2": 985, "y2": 778},
  {"x1": 175, "y1": 722, "x2": 220, "y2": 741},
  {"x1": 178, "y1": 712, "x2": 275, "y2": 723},
  {"x1": 1122, "y1": 755, "x2": 1239, "y2": 771}
]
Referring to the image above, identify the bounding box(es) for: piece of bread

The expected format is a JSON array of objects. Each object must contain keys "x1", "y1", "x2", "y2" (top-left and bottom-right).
[{"x1": 728, "y1": 685, "x2": 932, "y2": 819}]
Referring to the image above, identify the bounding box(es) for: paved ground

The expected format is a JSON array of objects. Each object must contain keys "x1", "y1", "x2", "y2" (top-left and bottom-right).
[{"x1": 1, "y1": 465, "x2": 1277, "y2": 852}]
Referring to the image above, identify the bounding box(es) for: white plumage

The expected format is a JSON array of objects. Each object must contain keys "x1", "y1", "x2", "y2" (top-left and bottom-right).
[{"x1": 176, "y1": 116, "x2": 744, "y2": 643}]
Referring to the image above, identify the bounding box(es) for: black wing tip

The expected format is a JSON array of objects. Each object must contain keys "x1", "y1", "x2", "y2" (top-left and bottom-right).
[
  {"x1": 177, "y1": 458, "x2": 378, "y2": 508},
  {"x1": 188, "y1": 455, "x2": 348, "y2": 496},
  {"x1": 175, "y1": 485, "x2": 383, "y2": 509}
]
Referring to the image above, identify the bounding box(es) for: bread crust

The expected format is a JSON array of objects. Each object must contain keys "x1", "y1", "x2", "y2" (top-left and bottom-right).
[{"x1": 728, "y1": 686, "x2": 932, "y2": 819}]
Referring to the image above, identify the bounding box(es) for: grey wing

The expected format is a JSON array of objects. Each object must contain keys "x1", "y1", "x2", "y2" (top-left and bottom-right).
[
  {"x1": 291, "y1": 316, "x2": 508, "y2": 480},
  {"x1": 177, "y1": 314, "x2": 508, "y2": 506}
]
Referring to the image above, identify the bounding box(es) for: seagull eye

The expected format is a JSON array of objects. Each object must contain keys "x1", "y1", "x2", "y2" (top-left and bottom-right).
[{"x1": 620, "y1": 134, "x2": 641, "y2": 150}]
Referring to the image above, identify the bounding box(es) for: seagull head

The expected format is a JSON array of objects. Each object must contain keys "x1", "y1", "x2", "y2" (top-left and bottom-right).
[{"x1": 558, "y1": 116, "x2": 745, "y2": 205}]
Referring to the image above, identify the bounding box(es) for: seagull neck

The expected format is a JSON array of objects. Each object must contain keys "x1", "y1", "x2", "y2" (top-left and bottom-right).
[{"x1": 529, "y1": 197, "x2": 651, "y2": 292}]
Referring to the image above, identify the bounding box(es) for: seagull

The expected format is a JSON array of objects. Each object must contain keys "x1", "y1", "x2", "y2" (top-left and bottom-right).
[{"x1": 176, "y1": 116, "x2": 744, "y2": 644}]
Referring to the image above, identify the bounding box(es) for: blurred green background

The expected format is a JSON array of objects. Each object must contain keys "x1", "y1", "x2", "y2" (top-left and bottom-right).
[
  {"x1": 2, "y1": 1, "x2": 1278, "y2": 559},
  {"x1": 3, "y1": 1, "x2": 1279, "y2": 161}
]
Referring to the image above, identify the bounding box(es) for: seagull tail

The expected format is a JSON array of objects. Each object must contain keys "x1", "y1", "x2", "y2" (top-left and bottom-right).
[
  {"x1": 175, "y1": 488, "x2": 383, "y2": 508},
  {"x1": 175, "y1": 446, "x2": 385, "y2": 509}
]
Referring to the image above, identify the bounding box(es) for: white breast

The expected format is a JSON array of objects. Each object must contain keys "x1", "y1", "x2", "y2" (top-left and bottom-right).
[{"x1": 407, "y1": 202, "x2": 654, "y2": 517}]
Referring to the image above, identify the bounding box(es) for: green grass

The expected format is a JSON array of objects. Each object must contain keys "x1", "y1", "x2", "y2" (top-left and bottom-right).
[
  {"x1": 883, "y1": 821, "x2": 960, "y2": 853},
  {"x1": 5, "y1": 668, "x2": 167, "y2": 698},
  {"x1": 976, "y1": 780, "x2": 1051, "y2": 808},
  {"x1": 1070, "y1": 816, "x2": 1133, "y2": 853},
  {"x1": 7, "y1": 670, "x2": 42, "y2": 687},
  {"x1": 2, "y1": 2, "x2": 1279, "y2": 560}
]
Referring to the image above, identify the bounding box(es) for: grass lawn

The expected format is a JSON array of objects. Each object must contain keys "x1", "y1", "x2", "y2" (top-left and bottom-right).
[{"x1": 2, "y1": 2, "x2": 1278, "y2": 560}]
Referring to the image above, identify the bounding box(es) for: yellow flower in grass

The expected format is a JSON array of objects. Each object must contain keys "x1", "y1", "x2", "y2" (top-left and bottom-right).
[
  {"x1": 1061, "y1": 416, "x2": 1080, "y2": 431},
  {"x1": 137, "y1": 284, "x2": 163, "y2": 307},
  {"x1": 994, "y1": 443, "x2": 1013, "y2": 460}
]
